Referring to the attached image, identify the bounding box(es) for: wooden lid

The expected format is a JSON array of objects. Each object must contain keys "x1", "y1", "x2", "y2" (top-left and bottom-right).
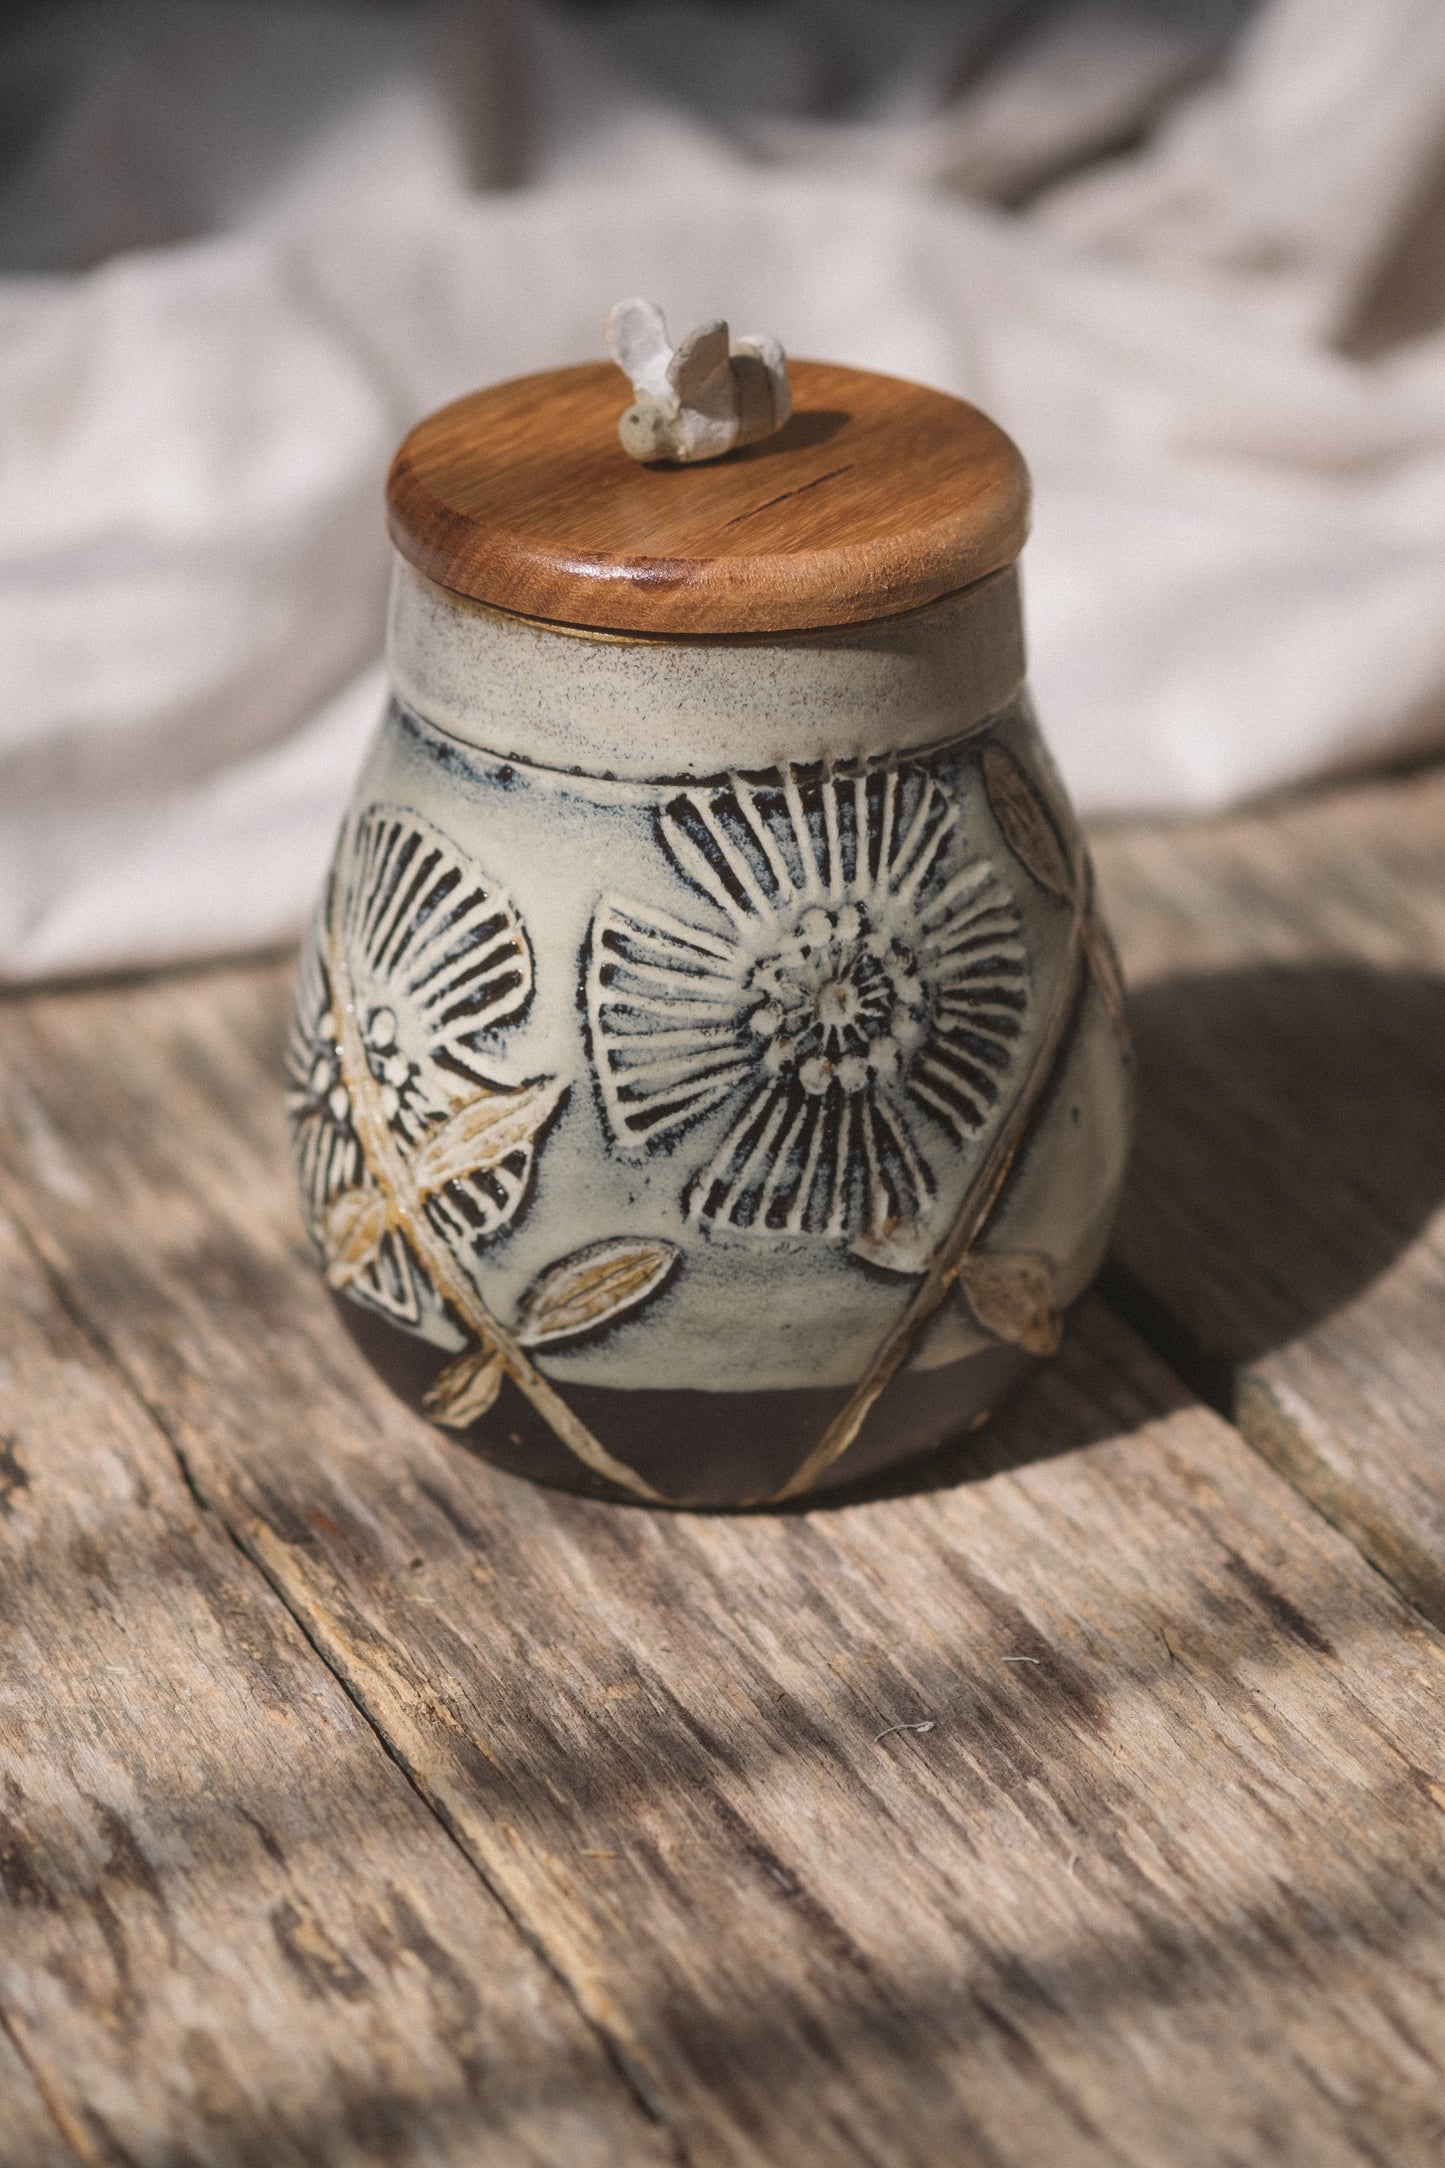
[{"x1": 385, "y1": 358, "x2": 1029, "y2": 636}]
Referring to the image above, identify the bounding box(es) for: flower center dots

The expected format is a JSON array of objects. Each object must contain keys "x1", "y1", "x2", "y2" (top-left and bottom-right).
[{"x1": 746, "y1": 906, "x2": 929, "y2": 1100}]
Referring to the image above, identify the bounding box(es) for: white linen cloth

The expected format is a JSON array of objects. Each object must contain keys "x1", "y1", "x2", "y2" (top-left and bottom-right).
[{"x1": 3, "y1": 0, "x2": 1445, "y2": 981}]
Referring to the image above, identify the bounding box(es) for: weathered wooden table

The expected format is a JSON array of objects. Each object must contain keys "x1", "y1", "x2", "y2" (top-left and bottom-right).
[{"x1": 2, "y1": 762, "x2": 1444, "y2": 2168}]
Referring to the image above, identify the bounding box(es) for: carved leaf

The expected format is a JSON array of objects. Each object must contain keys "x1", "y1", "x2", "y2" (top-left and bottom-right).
[
  {"x1": 322, "y1": 1187, "x2": 390, "y2": 1289},
  {"x1": 981, "y1": 745, "x2": 1075, "y2": 903},
  {"x1": 409, "y1": 1077, "x2": 565, "y2": 1199},
  {"x1": 1082, "y1": 913, "x2": 1133, "y2": 1055},
  {"x1": 516, "y1": 1237, "x2": 682, "y2": 1350},
  {"x1": 958, "y1": 1249, "x2": 1062, "y2": 1357},
  {"x1": 424, "y1": 1347, "x2": 505, "y2": 1429}
]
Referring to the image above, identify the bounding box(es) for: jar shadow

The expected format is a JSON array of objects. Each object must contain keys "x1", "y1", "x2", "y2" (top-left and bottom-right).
[
  {"x1": 1101, "y1": 957, "x2": 1445, "y2": 1398},
  {"x1": 803, "y1": 958, "x2": 1445, "y2": 1509}
]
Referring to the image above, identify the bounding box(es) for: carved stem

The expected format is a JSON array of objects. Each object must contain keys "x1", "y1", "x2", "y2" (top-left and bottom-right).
[
  {"x1": 767, "y1": 886, "x2": 1088, "y2": 1504},
  {"x1": 325, "y1": 871, "x2": 663, "y2": 1504}
]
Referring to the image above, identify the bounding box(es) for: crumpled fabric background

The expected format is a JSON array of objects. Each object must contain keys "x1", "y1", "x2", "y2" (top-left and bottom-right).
[{"x1": 4, "y1": 0, "x2": 1445, "y2": 981}]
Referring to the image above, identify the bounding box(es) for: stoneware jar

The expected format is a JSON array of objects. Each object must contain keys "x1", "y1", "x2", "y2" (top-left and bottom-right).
[{"x1": 286, "y1": 358, "x2": 1133, "y2": 1507}]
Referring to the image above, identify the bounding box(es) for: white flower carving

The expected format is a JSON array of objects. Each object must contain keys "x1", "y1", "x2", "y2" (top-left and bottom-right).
[
  {"x1": 586, "y1": 766, "x2": 1029, "y2": 1264},
  {"x1": 288, "y1": 803, "x2": 557, "y2": 1339}
]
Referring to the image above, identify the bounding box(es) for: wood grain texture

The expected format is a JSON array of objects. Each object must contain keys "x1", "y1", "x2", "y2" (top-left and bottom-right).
[
  {"x1": 0, "y1": 2016, "x2": 79, "y2": 2168},
  {"x1": 5, "y1": 952, "x2": 1445, "y2": 2164},
  {"x1": 0, "y1": 1205, "x2": 673, "y2": 2166},
  {"x1": 1093, "y1": 767, "x2": 1445, "y2": 1624},
  {"x1": 385, "y1": 360, "x2": 1029, "y2": 633}
]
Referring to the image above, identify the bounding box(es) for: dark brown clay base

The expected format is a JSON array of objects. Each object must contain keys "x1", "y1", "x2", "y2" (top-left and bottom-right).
[{"x1": 334, "y1": 1296, "x2": 1032, "y2": 1508}]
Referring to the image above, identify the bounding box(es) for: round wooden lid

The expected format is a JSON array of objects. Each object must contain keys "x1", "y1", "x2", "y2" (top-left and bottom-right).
[{"x1": 385, "y1": 358, "x2": 1029, "y2": 636}]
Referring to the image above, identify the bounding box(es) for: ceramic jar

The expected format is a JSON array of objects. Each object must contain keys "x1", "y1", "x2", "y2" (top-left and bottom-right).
[{"x1": 287, "y1": 359, "x2": 1133, "y2": 1506}]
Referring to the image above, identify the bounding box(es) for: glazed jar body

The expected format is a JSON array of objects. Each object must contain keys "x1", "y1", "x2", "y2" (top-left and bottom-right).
[{"x1": 287, "y1": 559, "x2": 1133, "y2": 1505}]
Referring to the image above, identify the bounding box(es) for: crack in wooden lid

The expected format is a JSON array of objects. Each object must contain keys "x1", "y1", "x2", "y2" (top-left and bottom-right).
[{"x1": 386, "y1": 359, "x2": 1030, "y2": 636}]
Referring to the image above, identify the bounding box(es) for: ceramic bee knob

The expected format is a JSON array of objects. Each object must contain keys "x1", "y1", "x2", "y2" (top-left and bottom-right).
[{"x1": 286, "y1": 343, "x2": 1133, "y2": 1506}]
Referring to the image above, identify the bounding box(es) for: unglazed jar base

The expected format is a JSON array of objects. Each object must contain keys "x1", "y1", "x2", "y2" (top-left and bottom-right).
[{"x1": 288, "y1": 559, "x2": 1133, "y2": 1508}]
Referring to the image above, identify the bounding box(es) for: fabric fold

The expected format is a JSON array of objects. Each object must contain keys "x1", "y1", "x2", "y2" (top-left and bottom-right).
[{"x1": 3, "y1": 0, "x2": 1444, "y2": 979}]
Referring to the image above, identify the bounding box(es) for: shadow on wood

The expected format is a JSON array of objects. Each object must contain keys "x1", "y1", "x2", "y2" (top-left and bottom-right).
[
  {"x1": 785, "y1": 1312, "x2": 1195, "y2": 1511},
  {"x1": 1103, "y1": 960, "x2": 1445, "y2": 1405},
  {"x1": 729, "y1": 406, "x2": 850, "y2": 460}
]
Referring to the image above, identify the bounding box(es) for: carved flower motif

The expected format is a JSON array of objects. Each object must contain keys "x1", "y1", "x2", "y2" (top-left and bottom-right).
[
  {"x1": 586, "y1": 766, "x2": 1029, "y2": 1267},
  {"x1": 745, "y1": 901, "x2": 931, "y2": 1100},
  {"x1": 287, "y1": 802, "x2": 558, "y2": 1341}
]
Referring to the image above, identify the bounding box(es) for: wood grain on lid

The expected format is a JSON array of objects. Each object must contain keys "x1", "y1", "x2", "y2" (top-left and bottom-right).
[{"x1": 385, "y1": 358, "x2": 1030, "y2": 635}]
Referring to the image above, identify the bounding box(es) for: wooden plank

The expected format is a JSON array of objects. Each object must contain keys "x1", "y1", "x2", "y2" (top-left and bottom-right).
[
  {"x1": 0, "y1": 1202, "x2": 673, "y2": 2167},
  {"x1": 1092, "y1": 765, "x2": 1445, "y2": 1621},
  {"x1": 0, "y1": 2018, "x2": 80, "y2": 2168},
  {"x1": 5, "y1": 963, "x2": 1445, "y2": 2164}
]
